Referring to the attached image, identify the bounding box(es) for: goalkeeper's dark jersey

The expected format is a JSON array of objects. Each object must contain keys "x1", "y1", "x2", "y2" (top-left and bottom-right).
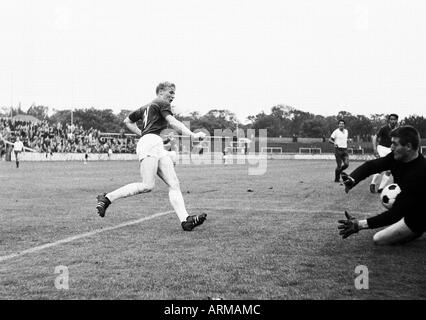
[
  {"x1": 128, "y1": 98, "x2": 173, "y2": 137},
  {"x1": 376, "y1": 125, "x2": 393, "y2": 148},
  {"x1": 349, "y1": 152, "x2": 426, "y2": 233}
]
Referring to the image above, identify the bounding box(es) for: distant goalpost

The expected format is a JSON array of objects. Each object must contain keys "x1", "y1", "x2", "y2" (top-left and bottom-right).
[
  {"x1": 299, "y1": 147, "x2": 321, "y2": 154},
  {"x1": 261, "y1": 147, "x2": 282, "y2": 154},
  {"x1": 347, "y1": 147, "x2": 364, "y2": 155},
  {"x1": 225, "y1": 140, "x2": 247, "y2": 154},
  {"x1": 189, "y1": 135, "x2": 235, "y2": 154},
  {"x1": 191, "y1": 139, "x2": 210, "y2": 153}
]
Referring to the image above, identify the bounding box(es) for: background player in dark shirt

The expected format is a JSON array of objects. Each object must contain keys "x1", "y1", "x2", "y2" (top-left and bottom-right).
[
  {"x1": 370, "y1": 114, "x2": 399, "y2": 193},
  {"x1": 96, "y1": 82, "x2": 207, "y2": 231},
  {"x1": 339, "y1": 126, "x2": 425, "y2": 245}
]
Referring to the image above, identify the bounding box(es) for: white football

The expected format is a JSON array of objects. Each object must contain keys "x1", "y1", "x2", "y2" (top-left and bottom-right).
[{"x1": 380, "y1": 183, "x2": 401, "y2": 209}]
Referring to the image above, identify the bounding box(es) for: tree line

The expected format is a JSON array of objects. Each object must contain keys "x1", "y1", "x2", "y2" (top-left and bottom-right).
[{"x1": 1, "y1": 104, "x2": 425, "y2": 139}]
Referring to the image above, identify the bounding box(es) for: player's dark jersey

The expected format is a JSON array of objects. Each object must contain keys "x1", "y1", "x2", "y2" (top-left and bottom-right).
[
  {"x1": 128, "y1": 98, "x2": 173, "y2": 137},
  {"x1": 376, "y1": 125, "x2": 393, "y2": 148},
  {"x1": 349, "y1": 152, "x2": 426, "y2": 233}
]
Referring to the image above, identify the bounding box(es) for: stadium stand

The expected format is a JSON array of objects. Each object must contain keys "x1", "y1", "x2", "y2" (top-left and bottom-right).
[{"x1": 0, "y1": 118, "x2": 136, "y2": 155}]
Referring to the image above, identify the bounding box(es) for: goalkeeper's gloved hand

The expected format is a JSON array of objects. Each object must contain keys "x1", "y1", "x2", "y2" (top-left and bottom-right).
[
  {"x1": 341, "y1": 172, "x2": 355, "y2": 193},
  {"x1": 337, "y1": 211, "x2": 359, "y2": 239}
]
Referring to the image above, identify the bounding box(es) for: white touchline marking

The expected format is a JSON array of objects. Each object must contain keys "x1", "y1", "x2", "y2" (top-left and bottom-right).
[{"x1": 0, "y1": 210, "x2": 173, "y2": 263}]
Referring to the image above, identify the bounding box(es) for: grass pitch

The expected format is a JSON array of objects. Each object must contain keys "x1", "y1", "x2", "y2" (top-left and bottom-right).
[{"x1": 0, "y1": 159, "x2": 425, "y2": 299}]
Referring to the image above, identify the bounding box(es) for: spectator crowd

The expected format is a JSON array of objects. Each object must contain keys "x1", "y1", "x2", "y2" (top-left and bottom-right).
[{"x1": 0, "y1": 118, "x2": 137, "y2": 157}]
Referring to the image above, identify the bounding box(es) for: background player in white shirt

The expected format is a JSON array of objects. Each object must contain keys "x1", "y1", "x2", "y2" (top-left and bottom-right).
[
  {"x1": 13, "y1": 136, "x2": 24, "y2": 168},
  {"x1": 96, "y1": 82, "x2": 207, "y2": 231},
  {"x1": 329, "y1": 120, "x2": 349, "y2": 182}
]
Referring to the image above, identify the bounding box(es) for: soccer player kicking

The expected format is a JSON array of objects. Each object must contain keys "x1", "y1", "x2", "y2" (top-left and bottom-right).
[
  {"x1": 369, "y1": 113, "x2": 399, "y2": 193},
  {"x1": 338, "y1": 126, "x2": 425, "y2": 245},
  {"x1": 96, "y1": 82, "x2": 207, "y2": 231}
]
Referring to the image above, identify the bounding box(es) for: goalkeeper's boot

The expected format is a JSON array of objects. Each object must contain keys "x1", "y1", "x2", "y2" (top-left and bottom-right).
[
  {"x1": 181, "y1": 213, "x2": 207, "y2": 231},
  {"x1": 96, "y1": 193, "x2": 111, "y2": 217}
]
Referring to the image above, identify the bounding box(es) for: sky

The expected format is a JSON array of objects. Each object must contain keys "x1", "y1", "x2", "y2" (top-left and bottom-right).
[{"x1": 1, "y1": 0, "x2": 426, "y2": 123}]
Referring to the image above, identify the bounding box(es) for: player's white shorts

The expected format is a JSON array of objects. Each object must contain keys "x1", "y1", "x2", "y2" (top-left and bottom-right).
[
  {"x1": 377, "y1": 145, "x2": 391, "y2": 157},
  {"x1": 136, "y1": 134, "x2": 168, "y2": 161}
]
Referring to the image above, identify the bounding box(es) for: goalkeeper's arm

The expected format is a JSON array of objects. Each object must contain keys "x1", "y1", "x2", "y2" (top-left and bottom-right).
[
  {"x1": 347, "y1": 155, "x2": 392, "y2": 186},
  {"x1": 340, "y1": 155, "x2": 393, "y2": 193}
]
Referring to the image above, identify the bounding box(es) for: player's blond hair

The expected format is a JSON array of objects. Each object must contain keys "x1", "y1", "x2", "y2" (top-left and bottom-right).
[{"x1": 156, "y1": 82, "x2": 175, "y2": 94}]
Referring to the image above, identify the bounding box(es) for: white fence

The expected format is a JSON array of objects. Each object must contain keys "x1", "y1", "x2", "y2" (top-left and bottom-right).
[
  {"x1": 9, "y1": 152, "x2": 376, "y2": 162},
  {"x1": 13, "y1": 152, "x2": 138, "y2": 162}
]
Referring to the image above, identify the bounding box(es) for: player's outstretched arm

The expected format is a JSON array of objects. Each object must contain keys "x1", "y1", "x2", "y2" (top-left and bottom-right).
[
  {"x1": 341, "y1": 155, "x2": 392, "y2": 192},
  {"x1": 165, "y1": 115, "x2": 206, "y2": 139},
  {"x1": 366, "y1": 193, "x2": 406, "y2": 229},
  {"x1": 123, "y1": 117, "x2": 142, "y2": 136}
]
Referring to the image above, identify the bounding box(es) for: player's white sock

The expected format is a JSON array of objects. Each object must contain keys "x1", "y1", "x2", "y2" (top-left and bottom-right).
[
  {"x1": 371, "y1": 173, "x2": 380, "y2": 185},
  {"x1": 379, "y1": 174, "x2": 391, "y2": 190},
  {"x1": 106, "y1": 183, "x2": 152, "y2": 202},
  {"x1": 168, "y1": 189, "x2": 189, "y2": 222}
]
